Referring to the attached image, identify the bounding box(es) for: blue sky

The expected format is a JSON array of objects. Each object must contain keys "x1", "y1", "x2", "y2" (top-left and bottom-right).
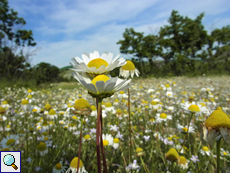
[{"x1": 7, "y1": 0, "x2": 230, "y2": 68}]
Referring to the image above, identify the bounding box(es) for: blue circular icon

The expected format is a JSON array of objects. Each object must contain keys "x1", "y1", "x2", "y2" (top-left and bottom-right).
[{"x1": 3, "y1": 154, "x2": 15, "y2": 166}]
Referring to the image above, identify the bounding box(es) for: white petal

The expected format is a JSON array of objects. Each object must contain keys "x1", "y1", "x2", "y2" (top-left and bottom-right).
[
  {"x1": 104, "y1": 80, "x2": 116, "y2": 92},
  {"x1": 95, "y1": 81, "x2": 105, "y2": 93},
  {"x1": 97, "y1": 65, "x2": 106, "y2": 73},
  {"x1": 82, "y1": 53, "x2": 90, "y2": 65}
]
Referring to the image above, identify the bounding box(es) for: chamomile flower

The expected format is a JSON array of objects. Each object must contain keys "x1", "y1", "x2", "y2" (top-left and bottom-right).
[
  {"x1": 220, "y1": 148, "x2": 230, "y2": 157},
  {"x1": 177, "y1": 123, "x2": 195, "y2": 134},
  {"x1": 0, "y1": 134, "x2": 19, "y2": 148},
  {"x1": 73, "y1": 73, "x2": 131, "y2": 98},
  {"x1": 71, "y1": 51, "x2": 126, "y2": 75},
  {"x1": 199, "y1": 146, "x2": 211, "y2": 156},
  {"x1": 53, "y1": 161, "x2": 67, "y2": 173},
  {"x1": 119, "y1": 60, "x2": 140, "y2": 78},
  {"x1": 102, "y1": 134, "x2": 113, "y2": 147},
  {"x1": 156, "y1": 113, "x2": 172, "y2": 123},
  {"x1": 36, "y1": 142, "x2": 48, "y2": 156},
  {"x1": 178, "y1": 156, "x2": 189, "y2": 169},
  {"x1": 113, "y1": 138, "x2": 120, "y2": 149},
  {"x1": 66, "y1": 157, "x2": 88, "y2": 173}
]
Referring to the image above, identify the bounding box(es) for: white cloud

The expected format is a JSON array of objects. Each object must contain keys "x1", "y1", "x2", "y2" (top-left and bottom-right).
[{"x1": 7, "y1": 0, "x2": 230, "y2": 68}]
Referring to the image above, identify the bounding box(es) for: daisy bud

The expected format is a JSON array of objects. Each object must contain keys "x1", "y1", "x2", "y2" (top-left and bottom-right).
[{"x1": 135, "y1": 147, "x2": 145, "y2": 157}]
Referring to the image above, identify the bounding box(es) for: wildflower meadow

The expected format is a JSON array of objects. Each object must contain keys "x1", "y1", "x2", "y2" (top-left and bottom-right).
[{"x1": 1, "y1": 53, "x2": 230, "y2": 173}]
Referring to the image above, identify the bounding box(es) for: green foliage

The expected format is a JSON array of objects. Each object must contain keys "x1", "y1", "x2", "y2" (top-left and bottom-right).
[{"x1": 117, "y1": 10, "x2": 230, "y2": 77}]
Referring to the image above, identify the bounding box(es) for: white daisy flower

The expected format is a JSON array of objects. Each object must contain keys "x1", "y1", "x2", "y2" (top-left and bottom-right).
[
  {"x1": 73, "y1": 73, "x2": 131, "y2": 98},
  {"x1": 113, "y1": 138, "x2": 120, "y2": 149},
  {"x1": 102, "y1": 134, "x2": 114, "y2": 147},
  {"x1": 119, "y1": 60, "x2": 140, "y2": 78},
  {"x1": 155, "y1": 113, "x2": 172, "y2": 123},
  {"x1": 177, "y1": 123, "x2": 195, "y2": 134},
  {"x1": 199, "y1": 146, "x2": 211, "y2": 156},
  {"x1": 0, "y1": 134, "x2": 20, "y2": 148},
  {"x1": 66, "y1": 157, "x2": 88, "y2": 173},
  {"x1": 52, "y1": 161, "x2": 67, "y2": 173},
  {"x1": 71, "y1": 51, "x2": 126, "y2": 75}
]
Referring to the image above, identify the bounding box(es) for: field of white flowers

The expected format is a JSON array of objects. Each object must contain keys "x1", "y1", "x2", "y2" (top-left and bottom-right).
[{"x1": 1, "y1": 76, "x2": 230, "y2": 173}]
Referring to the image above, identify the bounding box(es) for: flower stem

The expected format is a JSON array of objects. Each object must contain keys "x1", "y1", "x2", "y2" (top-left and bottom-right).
[
  {"x1": 77, "y1": 115, "x2": 83, "y2": 173},
  {"x1": 216, "y1": 138, "x2": 221, "y2": 173},
  {"x1": 96, "y1": 98, "x2": 102, "y2": 173},
  {"x1": 128, "y1": 88, "x2": 132, "y2": 164}
]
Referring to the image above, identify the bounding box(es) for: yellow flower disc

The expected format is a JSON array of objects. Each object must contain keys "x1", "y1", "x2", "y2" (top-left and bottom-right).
[
  {"x1": 182, "y1": 127, "x2": 188, "y2": 132},
  {"x1": 45, "y1": 103, "x2": 52, "y2": 110},
  {"x1": 91, "y1": 75, "x2": 110, "y2": 86},
  {"x1": 49, "y1": 109, "x2": 56, "y2": 115},
  {"x1": 84, "y1": 135, "x2": 91, "y2": 140},
  {"x1": 114, "y1": 138, "x2": 119, "y2": 143},
  {"x1": 105, "y1": 102, "x2": 112, "y2": 107},
  {"x1": 165, "y1": 148, "x2": 179, "y2": 161},
  {"x1": 27, "y1": 95, "x2": 32, "y2": 99},
  {"x1": 121, "y1": 60, "x2": 135, "y2": 71},
  {"x1": 136, "y1": 147, "x2": 143, "y2": 153},
  {"x1": 0, "y1": 106, "x2": 5, "y2": 113},
  {"x1": 165, "y1": 84, "x2": 170, "y2": 88},
  {"x1": 160, "y1": 113, "x2": 167, "y2": 119},
  {"x1": 74, "y1": 98, "x2": 90, "y2": 109},
  {"x1": 103, "y1": 140, "x2": 109, "y2": 146},
  {"x1": 28, "y1": 89, "x2": 32, "y2": 93},
  {"x1": 2, "y1": 101, "x2": 8, "y2": 104},
  {"x1": 202, "y1": 146, "x2": 209, "y2": 152},
  {"x1": 205, "y1": 110, "x2": 230, "y2": 129},
  {"x1": 87, "y1": 58, "x2": 108, "y2": 69},
  {"x1": 116, "y1": 109, "x2": 122, "y2": 114},
  {"x1": 90, "y1": 105, "x2": 96, "y2": 111},
  {"x1": 21, "y1": 99, "x2": 29, "y2": 105},
  {"x1": 188, "y1": 105, "x2": 200, "y2": 112},
  {"x1": 178, "y1": 156, "x2": 187, "y2": 165},
  {"x1": 55, "y1": 163, "x2": 62, "y2": 170},
  {"x1": 151, "y1": 101, "x2": 157, "y2": 105},
  {"x1": 70, "y1": 157, "x2": 83, "y2": 168},
  {"x1": 36, "y1": 142, "x2": 47, "y2": 151},
  {"x1": 119, "y1": 91, "x2": 124, "y2": 94},
  {"x1": 114, "y1": 99, "x2": 119, "y2": 102},
  {"x1": 6, "y1": 139, "x2": 15, "y2": 146}
]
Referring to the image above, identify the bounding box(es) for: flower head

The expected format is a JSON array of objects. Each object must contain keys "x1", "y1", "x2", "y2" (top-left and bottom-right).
[
  {"x1": 73, "y1": 98, "x2": 91, "y2": 116},
  {"x1": 119, "y1": 60, "x2": 140, "y2": 78},
  {"x1": 71, "y1": 51, "x2": 126, "y2": 76},
  {"x1": 73, "y1": 73, "x2": 131, "y2": 99},
  {"x1": 165, "y1": 148, "x2": 179, "y2": 162},
  {"x1": 66, "y1": 157, "x2": 88, "y2": 173}
]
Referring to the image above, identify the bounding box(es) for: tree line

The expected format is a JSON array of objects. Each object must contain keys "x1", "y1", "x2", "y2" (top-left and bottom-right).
[{"x1": 117, "y1": 10, "x2": 230, "y2": 77}]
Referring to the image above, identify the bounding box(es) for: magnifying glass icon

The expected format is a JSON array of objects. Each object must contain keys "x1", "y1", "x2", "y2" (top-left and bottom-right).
[{"x1": 3, "y1": 154, "x2": 18, "y2": 170}]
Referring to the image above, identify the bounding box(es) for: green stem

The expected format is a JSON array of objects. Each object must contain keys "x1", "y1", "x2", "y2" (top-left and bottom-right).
[
  {"x1": 128, "y1": 88, "x2": 132, "y2": 164},
  {"x1": 77, "y1": 115, "x2": 83, "y2": 173},
  {"x1": 216, "y1": 139, "x2": 221, "y2": 173}
]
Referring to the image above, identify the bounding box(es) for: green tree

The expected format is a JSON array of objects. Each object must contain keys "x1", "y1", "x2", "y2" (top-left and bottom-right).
[
  {"x1": 34, "y1": 62, "x2": 60, "y2": 85},
  {"x1": 0, "y1": 0, "x2": 36, "y2": 78}
]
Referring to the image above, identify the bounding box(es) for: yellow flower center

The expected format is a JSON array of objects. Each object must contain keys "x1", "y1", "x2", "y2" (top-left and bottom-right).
[
  {"x1": 114, "y1": 138, "x2": 119, "y2": 143},
  {"x1": 205, "y1": 110, "x2": 230, "y2": 129},
  {"x1": 87, "y1": 58, "x2": 108, "y2": 69},
  {"x1": 27, "y1": 95, "x2": 32, "y2": 99},
  {"x1": 28, "y1": 89, "x2": 32, "y2": 93},
  {"x1": 32, "y1": 108, "x2": 37, "y2": 112},
  {"x1": 202, "y1": 146, "x2": 209, "y2": 152},
  {"x1": 72, "y1": 116, "x2": 78, "y2": 120},
  {"x1": 91, "y1": 75, "x2": 110, "y2": 86},
  {"x1": 150, "y1": 118, "x2": 155, "y2": 122},
  {"x1": 119, "y1": 91, "x2": 124, "y2": 94},
  {"x1": 6, "y1": 139, "x2": 15, "y2": 146},
  {"x1": 136, "y1": 147, "x2": 143, "y2": 153},
  {"x1": 74, "y1": 98, "x2": 90, "y2": 109},
  {"x1": 103, "y1": 140, "x2": 109, "y2": 146},
  {"x1": 151, "y1": 101, "x2": 157, "y2": 105},
  {"x1": 49, "y1": 109, "x2": 56, "y2": 115},
  {"x1": 55, "y1": 163, "x2": 62, "y2": 170},
  {"x1": 45, "y1": 103, "x2": 52, "y2": 110},
  {"x1": 70, "y1": 157, "x2": 83, "y2": 168},
  {"x1": 188, "y1": 105, "x2": 200, "y2": 112},
  {"x1": 105, "y1": 102, "x2": 112, "y2": 107},
  {"x1": 0, "y1": 106, "x2": 5, "y2": 113},
  {"x1": 114, "y1": 99, "x2": 119, "y2": 103},
  {"x1": 165, "y1": 148, "x2": 179, "y2": 161},
  {"x1": 182, "y1": 127, "x2": 188, "y2": 132},
  {"x1": 116, "y1": 109, "x2": 122, "y2": 114},
  {"x1": 121, "y1": 60, "x2": 135, "y2": 71},
  {"x1": 160, "y1": 113, "x2": 167, "y2": 119},
  {"x1": 1, "y1": 148, "x2": 10, "y2": 151},
  {"x1": 89, "y1": 106, "x2": 96, "y2": 112},
  {"x1": 43, "y1": 137, "x2": 49, "y2": 140},
  {"x1": 2, "y1": 101, "x2": 8, "y2": 104},
  {"x1": 21, "y1": 99, "x2": 29, "y2": 105},
  {"x1": 42, "y1": 132, "x2": 48, "y2": 136},
  {"x1": 165, "y1": 84, "x2": 170, "y2": 88},
  {"x1": 178, "y1": 156, "x2": 187, "y2": 165},
  {"x1": 84, "y1": 135, "x2": 91, "y2": 140},
  {"x1": 36, "y1": 142, "x2": 47, "y2": 151}
]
